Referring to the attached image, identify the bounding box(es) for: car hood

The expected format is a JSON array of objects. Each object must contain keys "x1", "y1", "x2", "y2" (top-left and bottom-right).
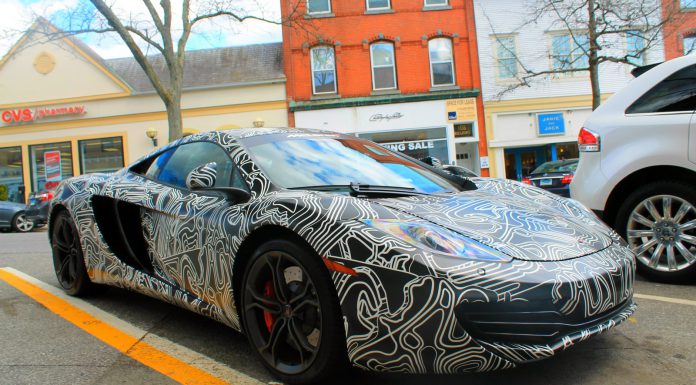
[{"x1": 372, "y1": 178, "x2": 613, "y2": 262}]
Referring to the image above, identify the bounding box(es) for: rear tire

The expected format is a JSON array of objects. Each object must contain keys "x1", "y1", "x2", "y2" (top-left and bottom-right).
[
  {"x1": 50, "y1": 211, "x2": 100, "y2": 296},
  {"x1": 11, "y1": 212, "x2": 34, "y2": 233},
  {"x1": 615, "y1": 181, "x2": 696, "y2": 283},
  {"x1": 241, "y1": 239, "x2": 347, "y2": 384}
]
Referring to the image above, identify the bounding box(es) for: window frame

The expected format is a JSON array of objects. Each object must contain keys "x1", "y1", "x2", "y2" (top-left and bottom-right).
[
  {"x1": 424, "y1": 0, "x2": 449, "y2": 7},
  {"x1": 493, "y1": 34, "x2": 519, "y2": 81},
  {"x1": 684, "y1": 34, "x2": 696, "y2": 55},
  {"x1": 306, "y1": 0, "x2": 332, "y2": 15},
  {"x1": 625, "y1": 29, "x2": 646, "y2": 67},
  {"x1": 310, "y1": 46, "x2": 338, "y2": 95},
  {"x1": 78, "y1": 136, "x2": 125, "y2": 175},
  {"x1": 370, "y1": 42, "x2": 398, "y2": 91},
  {"x1": 366, "y1": 0, "x2": 391, "y2": 11},
  {"x1": 681, "y1": 0, "x2": 696, "y2": 10},
  {"x1": 428, "y1": 38, "x2": 456, "y2": 87},
  {"x1": 549, "y1": 32, "x2": 589, "y2": 76}
]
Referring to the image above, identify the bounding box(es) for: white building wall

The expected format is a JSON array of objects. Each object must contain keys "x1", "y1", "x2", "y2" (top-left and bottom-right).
[{"x1": 473, "y1": 0, "x2": 665, "y2": 102}]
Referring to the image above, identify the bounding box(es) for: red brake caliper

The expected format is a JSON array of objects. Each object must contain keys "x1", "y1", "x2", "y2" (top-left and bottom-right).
[{"x1": 263, "y1": 280, "x2": 275, "y2": 332}]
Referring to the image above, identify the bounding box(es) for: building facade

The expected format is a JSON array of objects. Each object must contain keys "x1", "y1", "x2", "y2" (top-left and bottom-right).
[
  {"x1": 663, "y1": 0, "x2": 696, "y2": 59},
  {"x1": 474, "y1": 0, "x2": 664, "y2": 180},
  {"x1": 281, "y1": 0, "x2": 490, "y2": 176},
  {"x1": 0, "y1": 19, "x2": 288, "y2": 203}
]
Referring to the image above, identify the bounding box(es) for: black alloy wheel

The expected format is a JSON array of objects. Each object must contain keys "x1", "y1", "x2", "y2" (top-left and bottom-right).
[
  {"x1": 51, "y1": 211, "x2": 98, "y2": 296},
  {"x1": 241, "y1": 239, "x2": 346, "y2": 384}
]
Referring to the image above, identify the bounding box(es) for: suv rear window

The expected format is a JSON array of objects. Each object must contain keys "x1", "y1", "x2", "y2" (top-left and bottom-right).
[{"x1": 627, "y1": 64, "x2": 696, "y2": 114}]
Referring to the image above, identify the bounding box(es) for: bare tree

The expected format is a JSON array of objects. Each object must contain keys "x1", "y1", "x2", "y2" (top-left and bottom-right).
[
  {"x1": 4, "y1": 1, "x2": 308, "y2": 142},
  {"x1": 485, "y1": 0, "x2": 685, "y2": 109}
]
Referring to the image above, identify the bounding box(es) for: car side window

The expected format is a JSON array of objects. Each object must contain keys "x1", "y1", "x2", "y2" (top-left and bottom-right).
[
  {"x1": 146, "y1": 142, "x2": 245, "y2": 190},
  {"x1": 627, "y1": 64, "x2": 696, "y2": 114}
]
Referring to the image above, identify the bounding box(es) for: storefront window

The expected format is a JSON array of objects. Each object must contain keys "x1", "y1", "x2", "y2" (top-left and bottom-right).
[
  {"x1": 359, "y1": 127, "x2": 450, "y2": 163},
  {"x1": 79, "y1": 137, "x2": 124, "y2": 174},
  {"x1": 29, "y1": 142, "x2": 73, "y2": 193},
  {"x1": 556, "y1": 142, "x2": 579, "y2": 160},
  {"x1": 0, "y1": 146, "x2": 24, "y2": 203}
]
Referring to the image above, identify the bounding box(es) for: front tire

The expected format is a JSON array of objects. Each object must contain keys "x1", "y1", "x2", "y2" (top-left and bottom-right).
[
  {"x1": 615, "y1": 181, "x2": 696, "y2": 282},
  {"x1": 51, "y1": 211, "x2": 99, "y2": 296},
  {"x1": 12, "y1": 212, "x2": 34, "y2": 233},
  {"x1": 241, "y1": 239, "x2": 347, "y2": 384}
]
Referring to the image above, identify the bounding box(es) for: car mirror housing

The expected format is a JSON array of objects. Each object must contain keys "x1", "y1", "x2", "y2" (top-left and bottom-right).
[{"x1": 186, "y1": 162, "x2": 218, "y2": 190}]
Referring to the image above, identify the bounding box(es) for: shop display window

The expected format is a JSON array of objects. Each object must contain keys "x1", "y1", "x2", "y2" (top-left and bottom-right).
[
  {"x1": 29, "y1": 142, "x2": 73, "y2": 193},
  {"x1": 0, "y1": 146, "x2": 24, "y2": 203},
  {"x1": 359, "y1": 127, "x2": 450, "y2": 163},
  {"x1": 79, "y1": 137, "x2": 124, "y2": 174}
]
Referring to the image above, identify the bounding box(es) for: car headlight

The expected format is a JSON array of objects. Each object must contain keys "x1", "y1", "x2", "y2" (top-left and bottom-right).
[{"x1": 361, "y1": 219, "x2": 512, "y2": 263}]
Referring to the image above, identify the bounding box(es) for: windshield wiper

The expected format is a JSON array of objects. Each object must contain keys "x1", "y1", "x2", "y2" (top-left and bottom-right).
[{"x1": 288, "y1": 182, "x2": 426, "y2": 197}]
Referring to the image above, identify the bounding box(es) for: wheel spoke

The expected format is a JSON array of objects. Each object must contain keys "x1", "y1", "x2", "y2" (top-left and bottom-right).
[
  {"x1": 294, "y1": 297, "x2": 320, "y2": 312},
  {"x1": 679, "y1": 219, "x2": 696, "y2": 232},
  {"x1": 244, "y1": 286, "x2": 281, "y2": 314},
  {"x1": 260, "y1": 317, "x2": 287, "y2": 366},
  {"x1": 627, "y1": 229, "x2": 654, "y2": 238},
  {"x1": 644, "y1": 200, "x2": 663, "y2": 221},
  {"x1": 57, "y1": 255, "x2": 71, "y2": 280},
  {"x1": 672, "y1": 202, "x2": 692, "y2": 223},
  {"x1": 682, "y1": 234, "x2": 696, "y2": 246},
  {"x1": 675, "y1": 241, "x2": 695, "y2": 264},
  {"x1": 666, "y1": 245, "x2": 677, "y2": 271},
  {"x1": 648, "y1": 243, "x2": 665, "y2": 268},
  {"x1": 662, "y1": 197, "x2": 672, "y2": 220},
  {"x1": 266, "y1": 254, "x2": 290, "y2": 303},
  {"x1": 631, "y1": 212, "x2": 655, "y2": 228},
  {"x1": 634, "y1": 238, "x2": 657, "y2": 256},
  {"x1": 288, "y1": 318, "x2": 315, "y2": 362}
]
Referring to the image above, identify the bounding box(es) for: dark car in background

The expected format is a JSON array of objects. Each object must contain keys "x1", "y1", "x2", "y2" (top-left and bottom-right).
[
  {"x1": 0, "y1": 200, "x2": 34, "y2": 233},
  {"x1": 25, "y1": 190, "x2": 54, "y2": 227},
  {"x1": 522, "y1": 158, "x2": 579, "y2": 197}
]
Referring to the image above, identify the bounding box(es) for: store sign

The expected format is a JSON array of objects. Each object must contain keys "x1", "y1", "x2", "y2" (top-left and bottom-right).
[
  {"x1": 369, "y1": 112, "x2": 404, "y2": 122},
  {"x1": 454, "y1": 124, "x2": 474, "y2": 138},
  {"x1": 44, "y1": 151, "x2": 62, "y2": 183},
  {"x1": 1, "y1": 105, "x2": 86, "y2": 124},
  {"x1": 384, "y1": 141, "x2": 435, "y2": 152},
  {"x1": 537, "y1": 112, "x2": 566, "y2": 136},
  {"x1": 446, "y1": 98, "x2": 477, "y2": 123},
  {"x1": 480, "y1": 156, "x2": 490, "y2": 169}
]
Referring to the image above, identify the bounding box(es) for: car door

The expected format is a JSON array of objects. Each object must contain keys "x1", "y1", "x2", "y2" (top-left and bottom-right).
[
  {"x1": 0, "y1": 201, "x2": 12, "y2": 227},
  {"x1": 139, "y1": 141, "x2": 250, "y2": 307}
]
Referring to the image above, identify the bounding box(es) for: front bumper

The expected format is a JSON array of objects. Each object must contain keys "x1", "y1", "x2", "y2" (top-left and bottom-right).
[{"x1": 334, "y1": 239, "x2": 635, "y2": 374}]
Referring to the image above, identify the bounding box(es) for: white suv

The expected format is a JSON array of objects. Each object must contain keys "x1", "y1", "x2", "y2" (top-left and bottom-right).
[{"x1": 571, "y1": 55, "x2": 696, "y2": 282}]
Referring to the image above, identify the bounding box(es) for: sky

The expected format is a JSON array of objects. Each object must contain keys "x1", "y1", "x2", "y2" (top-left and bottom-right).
[{"x1": 0, "y1": 0, "x2": 283, "y2": 59}]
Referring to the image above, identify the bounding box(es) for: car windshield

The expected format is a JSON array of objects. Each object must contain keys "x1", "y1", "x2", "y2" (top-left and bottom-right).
[
  {"x1": 531, "y1": 159, "x2": 579, "y2": 174},
  {"x1": 242, "y1": 134, "x2": 460, "y2": 194}
]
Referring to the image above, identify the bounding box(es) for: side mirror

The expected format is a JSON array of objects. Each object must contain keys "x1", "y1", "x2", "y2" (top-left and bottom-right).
[{"x1": 186, "y1": 162, "x2": 217, "y2": 190}]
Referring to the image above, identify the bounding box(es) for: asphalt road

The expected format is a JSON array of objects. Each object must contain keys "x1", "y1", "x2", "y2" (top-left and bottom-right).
[{"x1": 1, "y1": 230, "x2": 695, "y2": 385}]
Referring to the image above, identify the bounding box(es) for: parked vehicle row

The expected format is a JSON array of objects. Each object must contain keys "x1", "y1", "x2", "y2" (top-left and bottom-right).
[{"x1": 0, "y1": 190, "x2": 53, "y2": 233}]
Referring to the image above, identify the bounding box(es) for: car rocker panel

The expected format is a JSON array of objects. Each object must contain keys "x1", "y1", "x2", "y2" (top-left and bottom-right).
[{"x1": 49, "y1": 128, "x2": 636, "y2": 376}]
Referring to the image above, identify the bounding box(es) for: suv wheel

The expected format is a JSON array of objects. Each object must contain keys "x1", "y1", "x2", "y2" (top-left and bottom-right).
[{"x1": 615, "y1": 181, "x2": 696, "y2": 282}]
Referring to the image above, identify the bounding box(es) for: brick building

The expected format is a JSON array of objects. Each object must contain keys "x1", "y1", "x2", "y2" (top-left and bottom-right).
[
  {"x1": 281, "y1": 0, "x2": 490, "y2": 176},
  {"x1": 663, "y1": 0, "x2": 696, "y2": 59}
]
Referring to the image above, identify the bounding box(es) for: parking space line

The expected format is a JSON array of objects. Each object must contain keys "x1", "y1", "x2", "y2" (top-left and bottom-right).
[
  {"x1": 634, "y1": 293, "x2": 696, "y2": 307},
  {"x1": 0, "y1": 267, "x2": 266, "y2": 385}
]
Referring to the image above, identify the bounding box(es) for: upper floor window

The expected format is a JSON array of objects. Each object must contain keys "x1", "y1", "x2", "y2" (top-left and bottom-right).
[
  {"x1": 424, "y1": 0, "x2": 448, "y2": 7},
  {"x1": 551, "y1": 33, "x2": 589, "y2": 71},
  {"x1": 310, "y1": 47, "x2": 337, "y2": 94},
  {"x1": 684, "y1": 35, "x2": 696, "y2": 55},
  {"x1": 429, "y1": 38, "x2": 455, "y2": 86},
  {"x1": 626, "y1": 30, "x2": 646, "y2": 66},
  {"x1": 307, "y1": 0, "x2": 331, "y2": 14},
  {"x1": 367, "y1": 0, "x2": 390, "y2": 11},
  {"x1": 681, "y1": 0, "x2": 696, "y2": 9},
  {"x1": 370, "y1": 42, "x2": 397, "y2": 90},
  {"x1": 495, "y1": 36, "x2": 518, "y2": 79}
]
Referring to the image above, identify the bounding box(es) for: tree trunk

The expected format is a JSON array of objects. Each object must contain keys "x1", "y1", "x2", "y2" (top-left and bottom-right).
[
  {"x1": 166, "y1": 96, "x2": 183, "y2": 142},
  {"x1": 587, "y1": 0, "x2": 601, "y2": 110}
]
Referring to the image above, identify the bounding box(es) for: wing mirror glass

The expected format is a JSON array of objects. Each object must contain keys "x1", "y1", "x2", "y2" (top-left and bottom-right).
[{"x1": 186, "y1": 162, "x2": 218, "y2": 190}]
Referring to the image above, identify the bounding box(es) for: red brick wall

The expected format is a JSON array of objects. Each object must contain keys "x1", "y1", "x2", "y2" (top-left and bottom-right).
[
  {"x1": 663, "y1": 0, "x2": 696, "y2": 60},
  {"x1": 281, "y1": 0, "x2": 489, "y2": 175}
]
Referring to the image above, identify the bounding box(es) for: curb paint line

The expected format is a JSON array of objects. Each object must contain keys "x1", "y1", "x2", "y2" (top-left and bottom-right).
[
  {"x1": 0, "y1": 267, "x2": 266, "y2": 385},
  {"x1": 634, "y1": 293, "x2": 696, "y2": 307}
]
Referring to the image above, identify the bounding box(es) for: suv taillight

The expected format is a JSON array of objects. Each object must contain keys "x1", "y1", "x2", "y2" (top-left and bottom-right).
[{"x1": 578, "y1": 127, "x2": 600, "y2": 152}]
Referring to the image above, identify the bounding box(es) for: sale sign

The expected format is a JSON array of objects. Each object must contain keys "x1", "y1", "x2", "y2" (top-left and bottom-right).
[{"x1": 44, "y1": 151, "x2": 62, "y2": 182}]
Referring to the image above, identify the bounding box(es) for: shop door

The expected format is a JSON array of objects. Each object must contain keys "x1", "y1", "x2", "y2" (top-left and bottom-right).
[
  {"x1": 455, "y1": 142, "x2": 479, "y2": 174},
  {"x1": 504, "y1": 147, "x2": 548, "y2": 180}
]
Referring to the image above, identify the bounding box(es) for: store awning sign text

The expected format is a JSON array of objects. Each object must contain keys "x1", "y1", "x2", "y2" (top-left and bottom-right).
[{"x1": 1, "y1": 105, "x2": 86, "y2": 124}]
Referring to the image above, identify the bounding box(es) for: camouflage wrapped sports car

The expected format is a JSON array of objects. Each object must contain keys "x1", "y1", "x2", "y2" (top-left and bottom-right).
[{"x1": 48, "y1": 128, "x2": 635, "y2": 384}]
